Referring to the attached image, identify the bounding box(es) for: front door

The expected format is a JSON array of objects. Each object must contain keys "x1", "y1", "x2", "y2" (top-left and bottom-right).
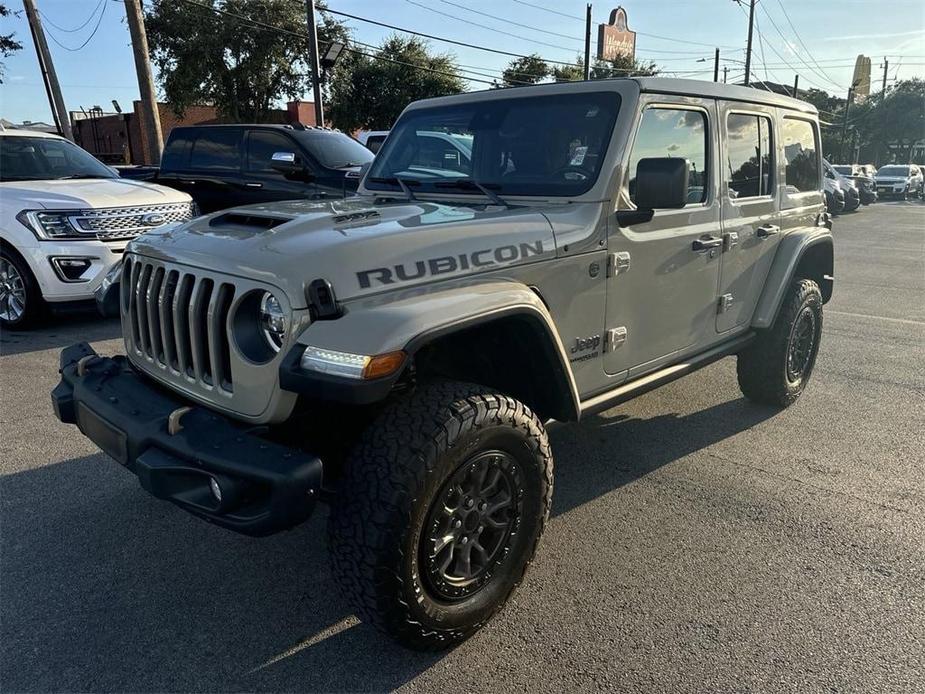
[
  {"x1": 604, "y1": 98, "x2": 722, "y2": 378},
  {"x1": 716, "y1": 103, "x2": 781, "y2": 332},
  {"x1": 239, "y1": 129, "x2": 317, "y2": 205}
]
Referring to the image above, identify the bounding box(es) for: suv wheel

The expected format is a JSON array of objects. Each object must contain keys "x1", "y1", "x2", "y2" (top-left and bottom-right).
[
  {"x1": 736, "y1": 279, "x2": 823, "y2": 407},
  {"x1": 0, "y1": 247, "x2": 42, "y2": 329},
  {"x1": 329, "y1": 380, "x2": 553, "y2": 650}
]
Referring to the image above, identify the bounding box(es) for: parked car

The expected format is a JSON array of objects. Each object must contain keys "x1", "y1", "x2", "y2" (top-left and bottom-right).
[
  {"x1": 0, "y1": 129, "x2": 195, "y2": 329},
  {"x1": 54, "y1": 78, "x2": 832, "y2": 650},
  {"x1": 875, "y1": 164, "x2": 924, "y2": 199},
  {"x1": 824, "y1": 160, "x2": 860, "y2": 212},
  {"x1": 824, "y1": 176, "x2": 846, "y2": 214},
  {"x1": 831, "y1": 164, "x2": 877, "y2": 205},
  {"x1": 356, "y1": 130, "x2": 390, "y2": 153},
  {"x1": 156, "y1": 124, "x2": 374, "y2": 213}
]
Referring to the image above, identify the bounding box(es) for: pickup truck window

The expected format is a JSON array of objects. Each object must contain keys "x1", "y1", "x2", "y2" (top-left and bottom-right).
[
  {"x1": 367, "y1": 91, "x2": 620, "y2": 197},
  {"x1": 727, "y1": 113, "x2": 773, "y2": 199},
  {"x1": 627, "y1": 107, "x2": 708, "y2": 205},
  {"x1": 782, "y1": 118, "x2": 820, "y2": 193},
  {"x1": 189, "y1": 129, "x2": 241, "y2": 171},
  {"x1": 247, "y1": 130, "x2": 297, "y2": 172},
  {"x1": 291, "y1": 131, "x2": 373, "y2": 169}
]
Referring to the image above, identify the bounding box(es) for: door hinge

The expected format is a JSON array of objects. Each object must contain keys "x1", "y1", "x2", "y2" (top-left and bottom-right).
[
  {"x1": 718, "y1": 293, "x2": 734, "y2": 313},
  {"x1": 603, "y1": 326, "x2": 627, "y2": 352},
  {"x1": 607, "y1": 251, "x2": 631, "y2": 277},
  {"x1": 723, "y1": 232, "x2": 739, "y2": 251}
]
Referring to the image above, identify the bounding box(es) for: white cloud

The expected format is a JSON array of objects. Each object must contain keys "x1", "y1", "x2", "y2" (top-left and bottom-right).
[{"x1": 823, "y1": 29, "x2": 925, "y2": 41}]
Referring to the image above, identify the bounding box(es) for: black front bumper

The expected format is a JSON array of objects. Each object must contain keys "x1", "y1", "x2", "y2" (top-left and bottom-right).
[{"x1": 52, "y1": 343, "x2": 323, "y2": 536}]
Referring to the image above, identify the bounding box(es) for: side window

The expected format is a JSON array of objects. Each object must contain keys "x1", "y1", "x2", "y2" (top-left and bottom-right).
[
  {"x1": 726, "y1": 113, "x2": 773, "y2": 199},
  {"x1": 366, "y1": 135, "x2": 386, "y2": 153},
  {"x1": 782, "y1": 118, "x2": 820, "y2": 193},
  {"x1": 161, "y1": 131, "x2": 192, "y2": 170},
  {"x1": 628, "y1": 107, "x2": 708, "y2": 206},
  {"x1": 246, "y1": 130, "x2": 297, "y2": 172},
  {"x1": 189, "y1": 129, "x2": 240, "y2": 171}
]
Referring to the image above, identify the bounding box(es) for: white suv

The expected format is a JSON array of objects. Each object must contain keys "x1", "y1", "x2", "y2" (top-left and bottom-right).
[{"x1": 0, "y1": 129, "x2": 195, "y2": 328}]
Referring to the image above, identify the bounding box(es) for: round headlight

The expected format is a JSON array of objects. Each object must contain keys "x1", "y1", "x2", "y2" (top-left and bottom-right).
[{"x1": 259, "y1": 291, "x2": 287, "y2": 351}]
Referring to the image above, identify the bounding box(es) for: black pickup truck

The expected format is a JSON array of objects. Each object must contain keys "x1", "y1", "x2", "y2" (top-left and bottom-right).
[{"x1": 154, "y1": 124, "x2": 374, "y2": 213}]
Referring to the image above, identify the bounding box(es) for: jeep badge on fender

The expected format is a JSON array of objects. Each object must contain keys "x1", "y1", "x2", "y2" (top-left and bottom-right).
[{"x1": 53, "y1": 78, "x2": 832, "y2": 651}]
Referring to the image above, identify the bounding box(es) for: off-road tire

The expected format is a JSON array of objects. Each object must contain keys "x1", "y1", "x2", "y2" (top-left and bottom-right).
[
  {"x1": 0, "y1": 245, "x2": 43, "y2": 330},
  {"x1": 737, "y1": 279, "x2": 823, "y2": 407},
  {"x1": 328, "y1": 380, "x2": 554, "y2": 650}
]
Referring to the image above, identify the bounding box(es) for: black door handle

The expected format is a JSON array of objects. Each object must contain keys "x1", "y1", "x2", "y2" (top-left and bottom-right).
[
  {"x1": 757, "y1": 224, "x2": 780, "y2": 238},
  {"x1": 692, "y1": 236, "x2": 723, "y2": 251}
]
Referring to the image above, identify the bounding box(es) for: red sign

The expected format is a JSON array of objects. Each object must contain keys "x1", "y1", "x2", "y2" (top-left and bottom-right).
[{"x1": 598, "y1": 7, "x2": 636, "y2": 61}]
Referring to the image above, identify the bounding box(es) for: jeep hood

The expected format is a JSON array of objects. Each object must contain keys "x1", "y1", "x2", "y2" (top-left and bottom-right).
[{"x1": 128, "y1": 198, "x2": 559, "y2": 307}]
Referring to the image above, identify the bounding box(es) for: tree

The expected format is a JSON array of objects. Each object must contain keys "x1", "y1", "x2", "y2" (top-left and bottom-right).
[
  {"x1": 145, "y1": 0, "x2": 348, "y2": 122},
  {"x1": 500, "y1": 54, "x2": 549, "y2": 87},
  {"x1": 552, "y1": 53, "x2": 659, "y2": 82},
  {"x1": 327, "y1": 36, "x2": 465, "y2": 131},
  {"x1": 0, "y1": 3, "x2": 23, "y2": 84},
  {"x1": 864, "y1": 79, "x2": 925, "y2": 163}
]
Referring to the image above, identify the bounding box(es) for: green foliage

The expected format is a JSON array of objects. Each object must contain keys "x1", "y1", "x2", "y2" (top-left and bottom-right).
[
  {"x1": 500, "y1": 54, "x2": 550, "y2": 87},
  {"x1": 552, "y1": 53, "x2": 660, "y2": 82},
  {"x1": 0, "y1": 3, "x2": 23, "y2": 84},
  {"x1": 327, "y1": 36, "x2": 465, "y2": 132},
  {"x1": 145, "y1": 0, "x2": 347, "y2": 122}
]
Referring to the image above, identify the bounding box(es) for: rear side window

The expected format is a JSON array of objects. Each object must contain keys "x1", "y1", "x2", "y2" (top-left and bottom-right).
[
  {"x1": 628, "y1": 107, "x2": 708, "y2": 206},
  {"x1": 246, "y1": 130, "x2": 297, "y2": 172},
  {"x1": 189, "y1": 129, "x2": 241, "y2": 171},
  {"x1": 161, "y1": 130, "x2": 192, "y2": 170},
  {"x1": 726, "y1": 113, "x2": 773, "y2": 199},
  {"x1": 782, "y1": 118, "x2": 819, "y2": 193}
]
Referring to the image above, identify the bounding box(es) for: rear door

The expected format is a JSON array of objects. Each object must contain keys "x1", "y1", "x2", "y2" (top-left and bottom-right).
[
  {"x1": 716, "y1": 103, "x2": 780, "y2": 332},
  {"x1": 604, "y1": 97, "x2": 722, "y2": 378},
  {"x1": 185, "y1": 127, "x2": 243, "y2": 213}
]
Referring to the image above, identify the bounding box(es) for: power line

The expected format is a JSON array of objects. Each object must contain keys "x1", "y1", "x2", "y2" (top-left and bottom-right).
[
  {"x1": 42, "y1": 0, "x2": 107, "y2": 52},
  {"x1": 772, "y1": 0, "x2": 844, "y2": 90},
  {"x1": 39, "y1": 0, "x2": 104, "y2": 33},
  {"x1": 436, "y1": 0, "x2": 583, "y2": 44}
]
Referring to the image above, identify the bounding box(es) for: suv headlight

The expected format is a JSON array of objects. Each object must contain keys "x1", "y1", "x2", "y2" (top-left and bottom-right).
[
  {"x1": 259, "y1": 291, "x2": 288, "y2": 352},
  {"x1": 16, "y1": 210, "x2": 85, "y2": 240}
]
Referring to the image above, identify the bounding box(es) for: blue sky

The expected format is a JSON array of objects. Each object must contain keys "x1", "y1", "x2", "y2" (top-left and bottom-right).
[{"x1": 1, "y1": 0, "x2": 923, "y2": 124}]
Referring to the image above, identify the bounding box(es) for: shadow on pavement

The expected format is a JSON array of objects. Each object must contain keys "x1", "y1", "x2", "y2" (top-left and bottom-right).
[
  {"x1": 0, "y1": 314, "x2": 121, "y2": 357},
  {"x1": 1, "y1": 396, "x2": 777, "y2": 691}
]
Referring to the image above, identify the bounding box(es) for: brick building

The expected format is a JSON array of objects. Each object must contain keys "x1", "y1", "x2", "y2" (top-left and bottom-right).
[{"x1": 72, "y1": 100, "x2": 317, "y2": 165}]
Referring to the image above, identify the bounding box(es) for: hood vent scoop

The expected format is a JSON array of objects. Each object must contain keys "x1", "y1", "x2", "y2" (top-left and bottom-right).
[{"x1": 209, "y1": 213, "x2": 288, "y2": 231}]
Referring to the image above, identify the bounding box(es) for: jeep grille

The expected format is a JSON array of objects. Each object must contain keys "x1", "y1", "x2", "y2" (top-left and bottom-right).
[{"x1": 122, "y1": 255, "x2": 235, "y2": 392}]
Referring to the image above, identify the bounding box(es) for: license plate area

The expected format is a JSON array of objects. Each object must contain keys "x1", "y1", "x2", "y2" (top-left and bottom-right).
[{"x1": 77, "y1": 402, "x2": 128, "y2": 464}]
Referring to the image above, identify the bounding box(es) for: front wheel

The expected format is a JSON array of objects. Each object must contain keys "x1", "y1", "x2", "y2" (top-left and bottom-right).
[
  {"x1": 328, "y1": 380, "x2": 553, "y2": 650},
  {"x1": 1, "y1": 247, "x2": 43, "y2": 329},
  {"x1": 737, "y1": 279, "x2": 823, "y2": 407}
]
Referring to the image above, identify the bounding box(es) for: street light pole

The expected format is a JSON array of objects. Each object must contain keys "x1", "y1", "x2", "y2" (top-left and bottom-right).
[
  {"x1": 743, "y1": 0, "x2": 756, "y2": 86},
  {"x1": 305, "y1": 0, "x2": 325, "y2": 127}
]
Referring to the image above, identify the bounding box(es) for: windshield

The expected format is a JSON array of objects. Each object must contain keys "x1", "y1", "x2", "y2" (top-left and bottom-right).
[
  {"x1": 877, "y1": 165, "x2": 911, "y2": 176},
  {"x1": 832, "y1": 166, "x2": 852, "y2": 175},
  {"x1": 367, "y1": 91, "x2": 621, "y2": 197},
  {"x1": 293, "y1": 131, "x2": 374, "y2": 169},
  {"x1": 0, "y1": 136, "x2": 116, "y2": 182}
]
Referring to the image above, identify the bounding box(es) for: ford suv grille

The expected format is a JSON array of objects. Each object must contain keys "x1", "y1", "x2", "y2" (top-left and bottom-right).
[
  {"x1": 71, "y1": 202, "x2": 196, "y2": 240},
  {"x1": 122, "y1": 255, "x2": 235, "y2": 393}
]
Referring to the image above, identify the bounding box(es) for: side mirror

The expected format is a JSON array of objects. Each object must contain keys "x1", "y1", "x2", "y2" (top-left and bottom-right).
[
  {"x1": 634, "y1": 157, "x2": 690, "y2": 209},
  {"x1": 270, "y1": 151, "x2": 302, "y2": 173}
]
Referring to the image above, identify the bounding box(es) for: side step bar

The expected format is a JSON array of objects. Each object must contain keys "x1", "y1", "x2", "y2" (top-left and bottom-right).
[{"x1": 579, "y1": 332, "x2": 756, "y2": 418}]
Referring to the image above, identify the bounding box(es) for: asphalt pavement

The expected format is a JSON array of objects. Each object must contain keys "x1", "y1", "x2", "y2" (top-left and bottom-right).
[{"x1": 2, "y1": 201, "x2": 923, "y2": 693}]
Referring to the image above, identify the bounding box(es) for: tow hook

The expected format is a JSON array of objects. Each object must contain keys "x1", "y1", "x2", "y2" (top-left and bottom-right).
[{"x1": 167, "y1": 406, "x2": 192, "y2": 435}]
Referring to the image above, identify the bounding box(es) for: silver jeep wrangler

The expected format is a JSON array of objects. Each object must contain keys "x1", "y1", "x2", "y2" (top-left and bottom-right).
[{"x1": 53, "y1": 78, "x2": 833, "y2": 650}]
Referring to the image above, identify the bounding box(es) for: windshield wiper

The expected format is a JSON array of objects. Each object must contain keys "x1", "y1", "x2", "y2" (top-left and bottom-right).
[
  {"x1": 367, "y1": 176, "x2": 420, "y2": 201},
  {"x1": 433, "y1": 179, "x2": 509, "y2": 208}
]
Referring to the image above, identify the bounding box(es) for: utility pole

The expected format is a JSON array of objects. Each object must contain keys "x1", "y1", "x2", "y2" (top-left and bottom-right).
[
  {"x1": 124, "y1": 0, "x2": 163, "y2": 163},
  {"x1": 743, "y1": 0, "x2": 756, "y2": 86},
  {"x1": 723, "y1": 66, "x2": 728, "y2": 83},
  {"x1": 881, "y1": 57, "x2": 888, "y2": 92},
  {"x1": 583, "y1": 4, "x2": 592, "y2": 81},
  {"x1": 793, "y1": 74, "x2": 799, "y2": 98},
  {"x1": 22, "y1": 0, "x2": 73, "y2": 141},
  {"x1": 305, "y1": 0, "x2": 325, "y2": 127},
  {"x1": 841, "y1": 86, "x2": 854, "y2": 162},
  {"x1": 713, "y1": 48, "x2": 720, "y2": 82}
]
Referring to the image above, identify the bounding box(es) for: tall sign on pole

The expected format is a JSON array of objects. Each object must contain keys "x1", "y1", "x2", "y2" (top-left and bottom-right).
[
  {"x1": 852, "y1": 55, "x2": 871, "y2": 102},
  {"x1": 124, "y1": 0, "x2": 163, "y2": 164},
  {"x1": 22, "y1": 0, "x2": 73, "y2": 141},
  {"x1": 597, "y1": 7, "x2": 635, "y2": 62}
]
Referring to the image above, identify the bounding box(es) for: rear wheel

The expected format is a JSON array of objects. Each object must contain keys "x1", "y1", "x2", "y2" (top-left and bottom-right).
[
  {"x1": 737, "y1": 279, "x2": 823, "y2": 407},
  {"x1": 328, "y1": 380, "x2": 553, "y2": 650},
  {"x1": 0, "y1": 247, "x2": 43, "y2": 329}
]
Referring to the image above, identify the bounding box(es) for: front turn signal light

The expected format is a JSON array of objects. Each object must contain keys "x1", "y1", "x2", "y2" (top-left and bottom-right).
[{"x1": 362, "y1": 351, "x2": 406, "y2": 380}]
